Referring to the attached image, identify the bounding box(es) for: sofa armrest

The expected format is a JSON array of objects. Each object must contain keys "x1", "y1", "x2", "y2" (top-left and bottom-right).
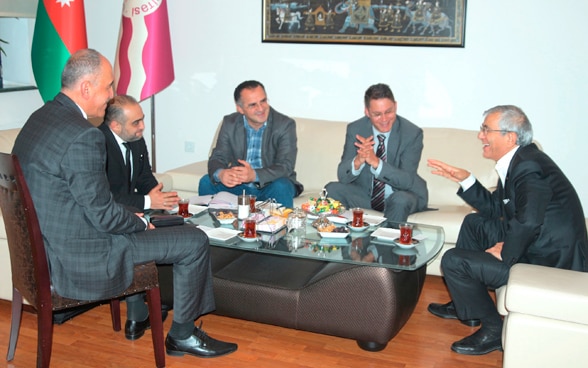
[
  {"x1": 153, "y1": 172, "x2": 173, "y2": 192},
  {"x1": 162, "y1": 160, "x2": 209, "y2": 199},
  {"x1": 505, "y1": 263, "x2": 588, "y2": 325}
]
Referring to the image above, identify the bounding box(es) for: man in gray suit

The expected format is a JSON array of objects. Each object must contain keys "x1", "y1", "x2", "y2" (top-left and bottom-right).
[
  {"x1": 325, "y1": 83, "x2": 428, "y2": 222},
  {"x1": 198, "y1": 80, "x2": 303, "y2": 208},
  {"x1": 12, "y1": 49, "x2": 237, "y2": 359}
]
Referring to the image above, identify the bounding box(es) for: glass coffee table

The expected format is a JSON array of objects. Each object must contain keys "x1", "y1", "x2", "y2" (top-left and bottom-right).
[
  {"x1": 188, "y1": 210, "x2": 444, "y2": 272},
  {"x1": 182, "y1": 208, "x2": 444, "y2": 351}
]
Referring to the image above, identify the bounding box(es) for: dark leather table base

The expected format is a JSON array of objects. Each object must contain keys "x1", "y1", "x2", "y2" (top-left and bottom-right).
[{"x1": 208, "y1": 246, "x2": 427, "y2": 346}]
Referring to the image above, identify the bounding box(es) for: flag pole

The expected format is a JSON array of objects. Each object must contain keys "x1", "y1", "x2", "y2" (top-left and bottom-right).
[{"x1": 151, "y1": 95, "x2": 157, "y2": 172}]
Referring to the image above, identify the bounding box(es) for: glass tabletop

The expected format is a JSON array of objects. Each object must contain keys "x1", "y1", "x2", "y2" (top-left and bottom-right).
[{"x1": 184, "y1": 209, "x2": 445, "y2": 271}]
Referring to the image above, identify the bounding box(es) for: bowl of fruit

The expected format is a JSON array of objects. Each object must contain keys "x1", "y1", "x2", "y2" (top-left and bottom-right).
[{"x1": 301, "y1": 189, "x2": 345, "y2": 217}]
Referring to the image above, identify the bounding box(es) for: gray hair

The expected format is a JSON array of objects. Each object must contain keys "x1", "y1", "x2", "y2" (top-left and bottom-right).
[
  {"x1": 483, "y1": 105, "x2": 533, "y2": 146},
  {"x1": 61, "y1": 48, "x2": 102, "y2": 89}
]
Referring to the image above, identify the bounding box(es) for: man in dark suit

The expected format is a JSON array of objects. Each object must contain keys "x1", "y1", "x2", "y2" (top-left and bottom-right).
[
  {"x1": 427, "y1": 105, "x2": 588, "y2": 355},
  {"x1": 198, "y1": 80, "x2": 303, "y2": 208},
  {"x1": 99, "y1": 94, "x2": 177, "y2": 339},
  {"x1": 99, "y1": 94, "x2": 179, "y2": 213},
  {"x1": 12, "y1": 49, "x2": 237, "y2": 359},
  {"x1": 325, "y1": 83, "x2": 428, "y2": 222}
]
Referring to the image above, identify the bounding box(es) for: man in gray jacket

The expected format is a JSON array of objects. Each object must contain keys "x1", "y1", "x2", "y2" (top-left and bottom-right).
[
  {"x1": 326, "y1": 83, "x2": 428, "y2": 222},
  {"x1": 198, "y1": 80, "x2": 303, "y2": 208}
]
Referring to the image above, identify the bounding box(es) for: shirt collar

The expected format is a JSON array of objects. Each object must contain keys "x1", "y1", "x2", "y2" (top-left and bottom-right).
[
  {"x1": 496, "y1": 145, "x2": 520, "y2": 186},
  {"x1": 242, "y1": 116, "x2": 267, "y2": 131},
  {"x1": 372, "y1": 127, "x2": 391, "y2": 140}
]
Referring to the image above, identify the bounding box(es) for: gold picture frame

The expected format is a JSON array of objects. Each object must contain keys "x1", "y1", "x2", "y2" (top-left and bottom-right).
[{"x1": 262, "y1": 0, "x2": 467, "y2": 47}]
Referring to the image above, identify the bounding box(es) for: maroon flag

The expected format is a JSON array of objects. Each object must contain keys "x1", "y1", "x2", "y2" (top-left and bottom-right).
[{"x1": 115, "y1": 0, "x2": 174, "y2": 101}]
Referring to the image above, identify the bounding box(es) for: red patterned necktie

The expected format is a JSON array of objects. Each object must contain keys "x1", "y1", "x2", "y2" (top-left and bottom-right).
[{"x1": 371, "y1": 134, "x2": 387, "y2": 211}]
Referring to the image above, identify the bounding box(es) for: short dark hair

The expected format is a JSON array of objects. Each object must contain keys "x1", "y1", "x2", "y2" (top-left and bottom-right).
[
  {"x1": 364, "y1": 83, "x2": 395, "y2": 108},
  {"x1": 104, "y1": 94, "x2": 138, "y2": 125},
  {"x1": 234, "y1": 80, "x2": 265, "y2": 105}
]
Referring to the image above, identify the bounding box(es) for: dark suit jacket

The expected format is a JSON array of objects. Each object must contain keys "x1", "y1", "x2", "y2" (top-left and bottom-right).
[
  {"x1": 98, "y1": 123, "x2": 158, "y2": 212},
  {"x1": 459, "y1": 143, "x2": 588, "y2": 271},
  {"x1": 12, "y1": 93, "x2": 147, "y2": 300},
  {"x1": 207, "y1": 107, "x2": 303, "y2": 195},
  {"x1": 336, "y1": 115, "x2": 428, "y2": 210}
]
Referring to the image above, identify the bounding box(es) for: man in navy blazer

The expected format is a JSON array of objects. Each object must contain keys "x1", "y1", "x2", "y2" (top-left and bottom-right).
[
  {"x1": 13, "y1": 49, "x2": 237, "y2": 359},
  {"x1": 427, "y1": 105, "x2": 588, "y2": 355},
  {"x1": 198, "y1": 80, "x2": 303, "y2": 208},
  {"x1": 325, "y1": 83, "x2": 428, "y2": 222},
  {"x1": 99, "y1": 94, "x2": 179, "y2": 213}
]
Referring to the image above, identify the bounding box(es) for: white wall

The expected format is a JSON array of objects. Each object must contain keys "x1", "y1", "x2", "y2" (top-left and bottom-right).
[{"x1": 1, "y1": 1, "x2": 587, "y2": 212}]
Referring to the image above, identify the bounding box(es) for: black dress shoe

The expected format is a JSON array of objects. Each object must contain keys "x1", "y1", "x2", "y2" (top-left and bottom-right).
[
  {"x1": 125, "y1": 308, "x2": 170, "y2": 341},
  {"x1": 165, "y1": 325, "x2": 238, "y2": 358},
  {"x1": 451, "y1": 326, "x2": 503, "y2": 355},
  {"x1": 125, "y1": 317, "x2": 151, "y2": 341},
  {"x1": 428, "y1": 301, "x2": 481, "y2": 327}
]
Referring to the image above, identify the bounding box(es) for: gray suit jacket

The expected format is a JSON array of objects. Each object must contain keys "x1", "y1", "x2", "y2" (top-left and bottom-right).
[
  {"x1": 207, "y1": 107, "x2": 303, "y2": 195},
  {"x1": 12, "y1": 93, "x2": 147, "y2": 300},
  {"x1": 336, "y1": 115, "x2": 428, "y2": 209}
]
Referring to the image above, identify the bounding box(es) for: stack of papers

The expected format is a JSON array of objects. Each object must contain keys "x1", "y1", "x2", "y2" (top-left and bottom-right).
[{"x1": 190, "y1": 191, "x2": 238, "y2": 209}]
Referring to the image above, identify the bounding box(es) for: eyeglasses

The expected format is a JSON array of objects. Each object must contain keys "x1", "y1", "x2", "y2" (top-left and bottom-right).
[{"x1": 479, "y1": 124, "x2": 511, "y2": 135}]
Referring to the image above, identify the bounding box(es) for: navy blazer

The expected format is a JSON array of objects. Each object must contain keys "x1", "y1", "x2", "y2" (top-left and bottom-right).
[
  {"x1": 459, "y1": 143, "x2": 588, "y2": 271},
  {"x1": 98, "y1": 123, "x2": 158, "y2": 212}
]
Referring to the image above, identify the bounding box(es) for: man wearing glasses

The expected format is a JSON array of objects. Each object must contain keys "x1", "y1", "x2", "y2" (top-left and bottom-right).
[{"x1": 427, "y1": 105, "x2": 587, "y2": 355}]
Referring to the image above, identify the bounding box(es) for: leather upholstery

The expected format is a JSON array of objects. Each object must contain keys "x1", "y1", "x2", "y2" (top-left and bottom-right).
[
  {"x1": 499, "y1": 263, "x2": 588, "y2": 368},
  {"x1": 210, "y1": 246, "x2": 426, "y2": 347}
]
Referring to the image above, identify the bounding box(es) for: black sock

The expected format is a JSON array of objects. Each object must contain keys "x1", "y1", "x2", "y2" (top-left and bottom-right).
[
  {"x1": 126, "y1": 294, "x2": 149, "y2": 321},
  {"x1": 169, "y1": 321, "x2": 195, "y2": 339},
  {"x1": 481, "y1": 313, "x2": 503, "y2": 330}
]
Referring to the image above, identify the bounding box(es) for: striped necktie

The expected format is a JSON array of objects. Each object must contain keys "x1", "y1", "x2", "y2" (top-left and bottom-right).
[{"x1": 371, "y1": 134, "x2": 387, "y2": 212}]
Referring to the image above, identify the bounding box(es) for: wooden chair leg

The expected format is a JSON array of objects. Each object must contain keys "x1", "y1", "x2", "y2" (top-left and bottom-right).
[
  {"x1": 110, "y1": 298, "x2": 121, "y2": 332},
  {"x1": 37, "y1": 304, "x2": 54, "y2": 368},
  {"x1": 6, "y1": 288, "x2": 23, "y2": 361},
  {"x1": 146, "y1": 288, "x2": 165, "y2": 368}
]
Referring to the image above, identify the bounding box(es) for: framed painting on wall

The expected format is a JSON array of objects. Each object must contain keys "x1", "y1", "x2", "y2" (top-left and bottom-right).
[{"x1": 262, "y1": 0, "x2": 467, "y2": 47}]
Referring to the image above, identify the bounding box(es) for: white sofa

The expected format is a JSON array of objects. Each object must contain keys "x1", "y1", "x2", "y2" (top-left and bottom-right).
[
  {"x1": 161, "y1": 117, "x2": 500, "y2": 276},
  {"x1": 498, "y1": 263, "x2": 588, "y2": 368}
]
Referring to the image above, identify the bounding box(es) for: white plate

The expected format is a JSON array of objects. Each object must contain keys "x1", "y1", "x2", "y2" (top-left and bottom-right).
[
  {"x1": 371, "y1": 227, "x2": 400, "y2": 242},
  {"x1": 327, "y1": 215, "x2": 351, "y2": 225},
  {"x1": 237, "y1": 233, "x2": 261, "y2": 242},
  {"x1": 201, "y1": 227, "x2": 240, "y2": 241},
  {"x1": 319, "y1": 231, "x2": 349, "y2": 238},
  {"x1": 171, "y1": 204, "x2": 208, "y2": 217},
  {"x1": 392, "y1": 237, "x2": 420, "y2": 249},
  {"x1": 212, "y1": 211, "x2": 237, "y2": 224},
  {"x1": 347, "y1": 222, "x2": 370, "y2": 232},
  {"x1": 363, "y1": 215, "x2": 387, "y2": 227}
]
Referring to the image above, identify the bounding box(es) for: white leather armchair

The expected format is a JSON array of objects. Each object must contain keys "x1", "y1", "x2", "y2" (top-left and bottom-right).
[{"x1": 499, "y1": 263, "x2": 588, "y2": 368}]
